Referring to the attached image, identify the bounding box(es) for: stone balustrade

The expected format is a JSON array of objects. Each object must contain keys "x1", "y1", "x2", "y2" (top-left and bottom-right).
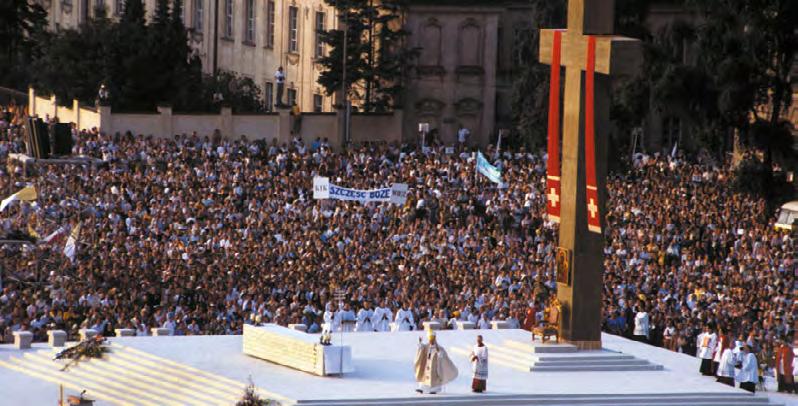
[
  {"x1": 47, "y1": 330, "x2": 67, "y2": 347},
  {"x1": 114, "y1": 328, "x2": 135, "y2": 337},
  {"x1": 79, "y1": 329, "x2": 98, "y2": 341},
  {"x1": 13, "y1": 331, "x2": 33, "y2": 349}
]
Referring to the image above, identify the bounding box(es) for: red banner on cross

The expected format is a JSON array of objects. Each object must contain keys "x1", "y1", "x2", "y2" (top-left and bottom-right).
[
  {"x1": 584, "y1": 35, "x2": 601, "y2": 234},
  {"x1": 546, "y1": 30, "x2": 563, "y2": 223}
]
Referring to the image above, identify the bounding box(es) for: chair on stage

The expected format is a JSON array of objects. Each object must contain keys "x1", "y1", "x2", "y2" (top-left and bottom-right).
[{"x1": 532, "y1": 298, "x2": 561, "y2": 344}]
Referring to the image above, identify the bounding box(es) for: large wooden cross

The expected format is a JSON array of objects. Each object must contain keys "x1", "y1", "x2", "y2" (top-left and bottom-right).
[{"x1": 539, "y1": 0, "x2": 641, "y2": 350}]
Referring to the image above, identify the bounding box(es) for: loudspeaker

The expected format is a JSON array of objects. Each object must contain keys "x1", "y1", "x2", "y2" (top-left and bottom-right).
[
  {"x1": 24, "y1": 118, "x2": 50, "y2": 159},
  {"x1": 33, "y1": 119, "x2": 50, "y2": 159},
  {"x1": 24, "y1": 118, "x2": 35, "y2": 156},
  {"x1": 53, "y1": 123, "x2": 72, "y2": 156}
]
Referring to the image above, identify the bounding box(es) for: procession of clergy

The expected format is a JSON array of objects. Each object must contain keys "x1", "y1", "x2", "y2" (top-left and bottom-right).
[
  {"x1": 320, "y1": 302, "x2": 488, "y2": 394},
  {"x1": 696, "y1": 324, "x2": 795, "y2": 394}
]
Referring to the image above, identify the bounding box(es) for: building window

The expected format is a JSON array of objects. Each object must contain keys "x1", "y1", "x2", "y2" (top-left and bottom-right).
[
  {"x1": 288, "y1": 6, "x2": 298, "y2": 53},
  {"x1": 193, "y1": 0, "x2": 203, "y2": 33},
  {"x1": 314, "y1": 11, "x2": 325, "y2": 58},
  {"x1": 115, "y1": 0, "x2": 123, "y2": 16},
  {"x1": 244, "y1": 0, "x2": 255, "y2": 43},
  {"x1": 265, "y1": 0, "x2": 275, "y2": 48},
  {"x1": 313, "y1": 94, "x2": 323, "y2": 112},
  {"x1": 287, "y1": 88, "x2": 297, "y2": 106},
  {"x1": 265, "y1": 82, "x2": 274, "y2": 112},
  {"x1": 93, "y1": 0, "x2": 106, "y2": 17},
  {"x1": 224, "y1": 0, "x2": 233, "y2": 38}
]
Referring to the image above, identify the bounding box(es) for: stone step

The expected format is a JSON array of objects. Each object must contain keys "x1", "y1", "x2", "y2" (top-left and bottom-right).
[
  {"x1": 20, "y1": 352, "x2": 183, "y2": 406},
  {"x1": 504, "y1": 340, "x2": 578, "y2": 354},
  {"x1": 3, "y1": 345, "x2": 274, "y2": 406},
  {"x1": 113, "y1": 343, "x2": 255, "y2": 394},
  {"x1": 529, "y1": 364, "x2": 664, "y2": 372},
  {"x1": 24, "y1": 351, "x2": 225, "y2": 405},
  {"x1": 292, "y1": 392, "x2": 776, "y2": 406},
  {"x1": 0, "y1": 358, "x2": 137, "y2": 406},
  {"x1": 5, "y1": 355, "x2": 159, "y2": 406},
  {"x1": 532, "y1": 359, "x2": 653, "y2": 367},
  {"x1": 108, "y1": 347, "x2": 245, "y2": 396},
  {"x1": 533, "y1": 354, "x2": 636, "y2": 362},
  {"x1": 38, "y1": 346, "x2": 242, "y2": 402}
]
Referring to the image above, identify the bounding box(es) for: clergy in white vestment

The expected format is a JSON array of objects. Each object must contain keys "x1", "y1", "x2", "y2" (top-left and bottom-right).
[
  {"x1": 322, "y1": 302, "x2": 337, "y2": 335},
  {"x1": 736, "y1": 344, "x2": 758, "y2": 393},
  {"x1": 414, "y1": 330, "x2": 458, "y2": 394},
  {"x1": 696, "y1": 325, "x2": 717, "y2": 376},
  {"x1": 355, "y1": 301, "x2": 374, "y2": 332},
  {"x1": 393, "y1": 304, "x2": 415, "y2": 331},
  {"x1": 336, "y1": 303, "x2": 357, "y2": 332},
  {"x1": 715, "y1": 345, "x2": 736, "y2": 386},
  {"x1": 372, "y1": 300, "x2": 393, "y2": 332},
  {"x1": 470, "y1": 335, "x2": 488, "y2": 393}
]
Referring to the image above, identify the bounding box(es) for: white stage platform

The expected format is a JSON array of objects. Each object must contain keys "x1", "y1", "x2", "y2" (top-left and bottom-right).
[{"x1": 0, "y1": 329, "x2": 794, "y2": 406}]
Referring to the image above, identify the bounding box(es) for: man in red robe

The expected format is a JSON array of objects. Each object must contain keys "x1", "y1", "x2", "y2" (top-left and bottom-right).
[{"x1": 774, "y1": 338, "x2": 795, "y2": 393}]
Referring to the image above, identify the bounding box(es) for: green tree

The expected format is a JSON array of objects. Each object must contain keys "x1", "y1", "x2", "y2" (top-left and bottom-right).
[
  {"x1": 317, "y1": 0, "x2": 416, "y2": 112},
  {"x1": 0, "y1": 0, "x2": 48, "y2": 89},
  {"x1": 509, "y1": 0, "x2": 565, "y2": 149}
]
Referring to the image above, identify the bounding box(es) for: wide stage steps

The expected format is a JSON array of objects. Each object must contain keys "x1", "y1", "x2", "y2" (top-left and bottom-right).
[
  {"x1": 294, "y1": 393, "x2": 781, "y2": 406},
  {"x1": 450, "y1": 339, "x2": 663, "y2": 372},
  {"x1": 0, "y1": 342, "x2": 278, "y2": 406}
]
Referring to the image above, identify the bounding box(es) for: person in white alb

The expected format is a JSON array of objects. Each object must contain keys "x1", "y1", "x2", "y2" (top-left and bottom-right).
[
  {"x1": 712, "y1": 327, "x2": 729, "y2": 375},
  {"x1": 372, "y1": 300, "x2": 392, "y2": 332},
  {"x1": 336, "y1": 303, "x2": 356, "y2": 332},
  {"x1": 736, "y1": 344, "x2": 758, "y2": 393},
  {"x1": 696, "y1": 324, "x2": 717, "y2": 376},
  {"x1": 393, "y1": 303, "x2": 415, "y2": 331},
  {"x1": 633, "y1": 305, "x2": 650, "y2": 343},
  {"x1": 355, "y1": 301, "x2": 374, "y2": 332},
  {"x1": 322, "y1": 302, "x2": 337, "y2": 335},
  {"x1": 470, "y1": 335, "x2": 488, "y2": 393},
  {"x1": 716, "y1": 340, "x2": 736, "y2": 386}
]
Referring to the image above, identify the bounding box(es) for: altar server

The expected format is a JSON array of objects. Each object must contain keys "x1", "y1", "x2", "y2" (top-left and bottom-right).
[
  {"x1": 336, "y1": 303, "x2": 356, "y2": 332},
  {"x1": 372, "y1": 300, "x2": 393, "y2": 332},
  {"x1": 393, "y1": 302, "x2": 415, "y2": 331},
  {"x1": 470, "y1": 335, "x2": 489, "y2": 393},
  {"x1": 697, "y1": 325, "x2": 717, "y2": 376},
  {"x1": 355, "y1": 301, "x2": 374, "y2": 332},
  {"x1": 737, "y1": 344, "x2": 758, "y2": 393}
]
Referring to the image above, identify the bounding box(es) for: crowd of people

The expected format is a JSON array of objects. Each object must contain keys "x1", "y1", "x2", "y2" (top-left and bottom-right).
[{"x1": 0, "y1": 113, "x2": 794, "y2": 388}]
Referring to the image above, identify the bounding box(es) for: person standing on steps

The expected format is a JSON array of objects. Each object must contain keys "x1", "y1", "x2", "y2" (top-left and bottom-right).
[{"x1": 470, "y1": 335, "x2": 488, "y2": 393}]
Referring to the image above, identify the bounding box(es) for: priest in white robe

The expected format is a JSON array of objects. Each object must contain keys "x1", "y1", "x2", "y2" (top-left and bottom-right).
[
  {"x1": 336, "y1": 303, "x2": 356, "y2": 332},
  {"x1": 736, "y1": 344, "x2": 758, "y2": 393},
  {"x1": 470, "y1": 335, "x2": 488, "y2": 392},
  {"x1": 715, "y1": 344, "x2": 736, "y2": 386},
  {"x1": 372, "y1": 300, "x2": 393, "y2": 332},
  {"x1": 393, "y1": 304, "x2": 415, "y2": 332},
  {"x1": 414, "y1": 330, "x2": 458, "y2": 394},
  {"x1": 696, "y1": 325, "x2": 717, "y2": 376},
  {"x1": 355, "y1": 301, "x2": 374, "y2": 332},
  {"x1": 322, "y1": 302, "x2": 337, "y2": 335}
]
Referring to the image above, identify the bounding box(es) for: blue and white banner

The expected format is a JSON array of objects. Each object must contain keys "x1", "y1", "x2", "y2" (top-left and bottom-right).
[
  {"x1": 313, "y1": 177, "x2": 408, "y2": 205},
  {"x1": 476, "y1": 151, "x2": 502, "y2": 184}
]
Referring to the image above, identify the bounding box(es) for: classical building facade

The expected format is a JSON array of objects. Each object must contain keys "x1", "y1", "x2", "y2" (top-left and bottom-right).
[
  {"x1": 403, "y1": 3, "x2": 534, "y2": 145},
  {"x1": 38, "y1": 0, "x2": 337, "y2": 113}
]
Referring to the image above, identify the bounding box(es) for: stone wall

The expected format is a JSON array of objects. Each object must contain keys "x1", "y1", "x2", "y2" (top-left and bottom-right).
[{"x1": 27, "y1": 88, "x2": 403, "y2": 150}]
